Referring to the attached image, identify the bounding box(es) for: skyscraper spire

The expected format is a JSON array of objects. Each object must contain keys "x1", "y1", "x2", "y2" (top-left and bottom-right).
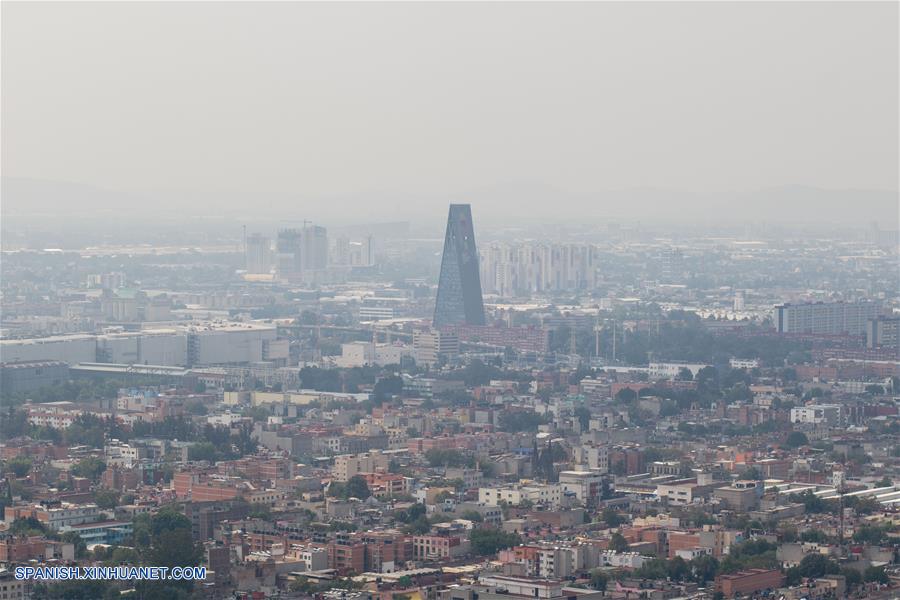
[{"x1": 433, "y1": 204, "x2": 486, "y2": 327}]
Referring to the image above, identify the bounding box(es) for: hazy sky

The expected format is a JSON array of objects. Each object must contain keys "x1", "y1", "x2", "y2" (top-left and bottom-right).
[{"x1": 2, "y1": 2, "x2": 898, "y2": 213}]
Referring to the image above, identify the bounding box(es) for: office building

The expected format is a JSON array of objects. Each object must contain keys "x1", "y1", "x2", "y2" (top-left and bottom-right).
[
  {"x1": 413, "y1": 329, "x2": 459, "y2": 367},
  {"x1": 867, "y1": 315, "x2": 900, "y2": 349},
  {"x1": 434, "y1": 204, "x2": 486, "y2": 326},
  {"x1": 775, "y1": 301, "x2": 881, "y2": 335}
]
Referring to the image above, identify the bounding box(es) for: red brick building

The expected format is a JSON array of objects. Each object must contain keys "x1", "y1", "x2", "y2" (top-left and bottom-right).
[
  {"x1": 0, "y1": 535, "x2": 46, "y2": 562},
  {"x1": 715, "y1": 569, "x2": 784, "y2": 597}
]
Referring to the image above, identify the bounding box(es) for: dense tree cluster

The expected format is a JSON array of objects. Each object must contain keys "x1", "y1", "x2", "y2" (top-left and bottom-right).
[{"x1": 469, "y1": 527, "x2": 522, "y2": 555}]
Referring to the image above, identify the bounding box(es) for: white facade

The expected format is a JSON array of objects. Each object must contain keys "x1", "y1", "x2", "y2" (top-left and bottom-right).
[
  {"x1": 37, "y1": 503, "x2": 104, "y2": 530},
  {"x1": 336, "y1": 342, "x2": 410, "y2": 367},
  {"x1": 648, "y1": 362, "x2": 710, "y2": 380},
  {"x1": 98, "y1": 330, "x2": 187, "y2": 366},
  {"x1": 207, "y1": 412, "x2": 244, "y2": 427},
  {"x1": 189, "y1": 323, "x2": 277, "y2": 365},
  {"x1": 599, "y1": 551, "x2": 647, "y2": 569},
  {"x1": 559, "y1": 470, "x2": 603, "y2": 505},
  {"x1": 576, "y1": 444, "x2": 609, "y2": 473},
  {"x1": 104, "y1": 441, "x2": 143, "y2": 468},
  {"x1": 729, "y1": 358, "x2": 760, "y2": 369},
  {"x1": 478, "y1": 484, "x2": 561, "y2": 508},
  {"x1": 791, "y1": 404, "x2": 843, "y2": 426},
  {"x1": 656, "y1": 480, "x2": 704, "y2": 505},
  {"x1": 413, "y1": 330, "x2": 459, "y2": 366},
  {"x1": 0, "y1": 335, "x2": 97, "y2": 364}
]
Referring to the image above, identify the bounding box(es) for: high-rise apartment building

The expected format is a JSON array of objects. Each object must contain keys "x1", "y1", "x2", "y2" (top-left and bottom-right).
[
  {"x1": 275, "y1": 225, "x2": 328, "y2": 281},
  {"x1": 479, "y1": 242, "x2": 598, "y2": 296},
  {"x1": 301, "y1": 225, "x2": 328, "y2": 271},
  {"x1": 245, "y1": 233, "x2": 272, "y2": 274},
  {"x1": 276, "y1": 229, "x2": 303, "y2": 279},
  {"x1": 867, "y1": 316, "x2": 900, "y2": 350},
  {"x1": 332, "y1": 235, "x2": 375, "y2": 267},
  {"x1": 433, "y1": 204, "x2": 485, "y2": 326},
  {"x1": 775, "y1": 301, "x2": 881, "y2": 335}
]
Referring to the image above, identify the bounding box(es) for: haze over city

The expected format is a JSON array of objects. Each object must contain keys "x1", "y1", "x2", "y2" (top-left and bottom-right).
[
  {"x1": 2, "y1": 1, "x2": 898, "y2": 241},
  {"x1": 0, "y1": 3, "x2": 899, "y2": 600}
]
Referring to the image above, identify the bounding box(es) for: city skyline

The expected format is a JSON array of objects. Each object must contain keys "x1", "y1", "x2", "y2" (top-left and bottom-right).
[{"x1": 1, "y1": 2, "x2": 898, "y2": 600}]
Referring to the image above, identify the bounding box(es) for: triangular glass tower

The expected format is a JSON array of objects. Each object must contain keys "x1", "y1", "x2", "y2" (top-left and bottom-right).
[{"x1": 433, "y1": 204, "x2": 486, "y2": 327}]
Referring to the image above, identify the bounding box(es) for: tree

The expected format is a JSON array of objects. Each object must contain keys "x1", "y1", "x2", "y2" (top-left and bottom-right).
[
  {"x1": 6, "y1": 456, "x2": 32, "y2": 477},
  {"x1": 602, "y1": 508, "x2": 625, "y2": 528},
  {"x1": 695, "y1": 366, "x2": 719, "y2": 393},
  {"x1": 799, "y1": 529, "x2": 829, "y2": 544},
  {"x1": 852, "y1": 525, "x2": 888, "y2": 545},
  {"x1": 9, "y1": 517, "x2": 48, "y2": 536},
  {"x1": 403, "y1": 515, "x2": 431, "y2": 535},
  {"x1": 150, "y1": 506, "x2": 192, "y2": 537},
  {"x1": 249, "y1": 504, "x2": 273, "y2": 521},
  {"x1": 469, "y1": 528, "x2": 521, "y2": 556},
  {"x1": 395, "y1": 502, "x2": 426, "y2": 524},
  {"x1": 574, "y1": 406, "x2": 591, "y2": 431},
  {"x1": 105, "y1": 547, "x2": 140, "y2": 567},
  {"x1": 345, "y1": 475, "x2": 371, "y2": 500},
  {"x1": 608, "y1": 532, "x2": 630, "y2": 553},
  {"x1": 615, "y1": 388, "x2": 637, "y2": 403},
  {"x1": 70, "y1": 457, "x2": 106, "y2": 481},
  {"x1": 0, "y1": 409, "x2": 29, "y2": 440},
  {"x1": 188, "y1": 442, "x2": 218, "y2": 462},
  {"x1": 667, "y1": 556, "x2": 690, "y2": 582},
  {"x1": 374, "y1": 375, "x2": 403, "y2": 402},
  {"x1": 425, "y1": 449, "x2": 474, "y2": 468},
  {"x1": 94, "y1": 490, "x2": 120, "y2": 510},
  {"x1": 785, "y1": 431, "x2": 809, "y2": 448},
  {"x1": 498, "y1": 411, "x2": 548, "y2": 433},
  {"x1": 798, "y1": 553, "x2": 839, "y2": 578},
  {"x1": 864, "y1": 566, "x2": 889, "y2": 584},
  {"x1": 30, "y1": 580, "x2": 112, "y2": 600},
  {"x1": 659, "y1": 400, "x2": 679, "y2": 417},
  {"x1": 589, "y1": 569, "x2": 609, "y2": 591},
  {"x1": 740, "y1": 466, "x2": 761, "y2": 480},
  {"x1": 149, "y1": 528, "x2": 201, "y2": 585},
  {"x1": 634, "y1": 558, "x2": 669, "y2": 580},
  {"x1": 690, "y1": 554, "x2": 719, "y2": 584},
  {"x1": 841, "y1": 568, "x2": 862, "y2": 589},
  {"x1": 676, "y1": 367, "x2": 694, "y2": 381},
  {"x1": 792, "y1": 489, "x2": 827, "y2": 514},
  {"x1": 184, "y1": 399, "x2": 207, "y2": 415}
]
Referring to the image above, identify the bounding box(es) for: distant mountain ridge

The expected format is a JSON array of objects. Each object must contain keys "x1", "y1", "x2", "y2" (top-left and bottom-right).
[{"x1": 2, "y1": 176, "x2": 896, "y2": 227}]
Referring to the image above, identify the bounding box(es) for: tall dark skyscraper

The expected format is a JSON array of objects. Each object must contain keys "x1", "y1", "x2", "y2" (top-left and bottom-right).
[{"x1": 433, "y1": 204, "x2": 486, "y2": 327}]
